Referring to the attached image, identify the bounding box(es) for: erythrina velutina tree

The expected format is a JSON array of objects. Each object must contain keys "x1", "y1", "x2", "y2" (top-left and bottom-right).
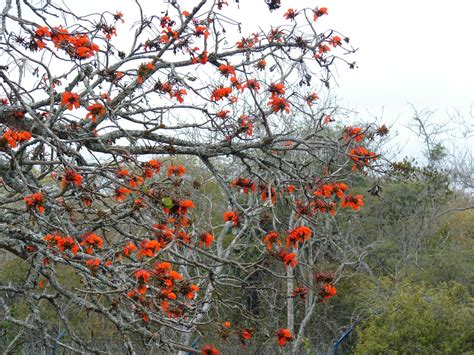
[{"x1": 0, "y1": 0, "x2": 384, "y2": 354}]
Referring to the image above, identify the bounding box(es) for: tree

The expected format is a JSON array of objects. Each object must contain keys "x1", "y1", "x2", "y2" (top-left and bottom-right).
[{"x1": 0, "y1": 1, "x2": 382, "y2": 353}]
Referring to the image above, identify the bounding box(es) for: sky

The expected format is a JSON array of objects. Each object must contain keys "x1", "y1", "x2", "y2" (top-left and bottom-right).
[
  {"x1": 230, "y1": 0, "x2": 474, "y2": 159},
  {"x1": 61, "y1": 0, "x2": 474, "y2": 159}
]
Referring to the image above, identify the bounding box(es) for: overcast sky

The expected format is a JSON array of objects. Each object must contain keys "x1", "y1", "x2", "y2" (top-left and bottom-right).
[
  {"x1": 70, "y1": 0, "x2": 474, "y2": 159},
  {"x1": 230, "y1": 0, "x2": 474, "y2": 158}
]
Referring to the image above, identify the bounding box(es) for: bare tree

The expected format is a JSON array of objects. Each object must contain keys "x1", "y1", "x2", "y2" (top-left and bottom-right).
[{"x1": 0, "y1": 1, "x2": 380, "y2": 353}]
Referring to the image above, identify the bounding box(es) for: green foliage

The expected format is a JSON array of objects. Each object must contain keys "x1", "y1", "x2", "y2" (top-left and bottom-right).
[{"x1": 355, "y1": 281, "x2": 474, "y2": 354}]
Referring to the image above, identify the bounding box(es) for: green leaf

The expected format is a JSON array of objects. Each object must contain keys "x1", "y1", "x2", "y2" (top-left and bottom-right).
[{"x1": 162, "y1": 197, "x2": 173, "y2": 209}]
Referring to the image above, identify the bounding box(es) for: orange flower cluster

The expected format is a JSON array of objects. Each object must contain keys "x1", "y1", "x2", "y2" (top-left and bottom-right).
[
  {"x1": 127, "y1": 261, "x2": 199, "y2": 319},
  {"x1": 160, "y1": 26, "x2": 179, "y2": 44},
  {"x1": 230, "y1": 177, "x2": 256, "y2": 194},
  {"x1": 35, "y1": 26, "x2": 99, "y2": 59},
  {"x1": 143, "y1": 159, "x2": 161, "y2": 178},
  {"x1": 218, "y1": 64, "x2": 236, "y2": 77},
  {"x1": 291, "y1": 286, "x2": 308, "y2": 300},
  {"x1": 343, "y1": 126, "x2": 365, "y2": 143},
  {"x1": 278, "y1": 250, "x2": 298, "y2": 268},
  {"x1": 305, "y1": 92, "x2": 319, "y2": 107},
  {"x1": 244, "y1": 79, "x2": 260, "y2": 91},
  {"x1": 314, "y1": 182, "x2": 349, "y2": 199},
  {"x1": 277, "y1": 328, "x2": 293, "y2": 346},
  {"x1": 329, "y1": 35, "x2": 342, "y2": 47},
  {"x1": 80, "y1": 233, "x2": 104, "y2": 254},
  {"x1": 85, "y1": 103, "x2": 106, "y2": 122},
  {"x1": 239, "y1": 115, "x2": 254, "y2": 136},
  {"x1": 283, "y1": 8, "x2": 298, "y2": 20},
  {"x1": 260, "y1": 184, "x2": 277, "y2": 204},
  {"x1": 61, "y1": 91, "x2": 80, "y2": 110},
  {"x1": 223, "y1": 211, "x2": 239, "y2": 226},
  {"x1": 167, "y1": 165, "x2": 186, "y2": 177},
  {"x1": 210, "y1": 86, "x2": 232, "y2": 101},
  {"x1": 3, "y1": 130, "x2": 31, "y2": 148},
  {"x1": 263, "y1": 231, "x2": 281, "y2": 251},
  {"x1": 313, "y1": 7, "x2": 328, "y2": 21},
  {"x1": 44, "y1": 234, "x2": 79, "y2": 256},
  {"x1": 319, "y1": 283, "x2": 337, "y2": 302},
  {"x1": 286, "y1": 226, "x2": 312, "y2": 248},
  {"x1": 199, "y1": 232, "x2": 214, "y2": 248},
  {"x1": 123, "y1": 241, "x2": 137, "y2": 257},
  {"x1": 194, "y1": 25, "x2": 209, "y2": 39},
  {"x1": 137, "y1": 62, "x2": 155, "y2": 84},
  {"x1": 267, "y1": 83, "x2": 289, "y2": 113},
  {"x1": 61, "y1": 169, "x2": 83, "y2": 189},
  {"x1": 349, "y1": 146, "x2": 377, "y2": 171},
  {"x1": 202, "y1": 345, "x2": 219, "y2": 355},
  {"x1": 341, "y1": 194, "x2": 364, "y2": 211},
  {"x1": 24, "y1": 192, "x2": 45, "y2": 214},
  {"x1": 115, "y1": 187, "x2": 132, "y2": 202},
  {"x1": 155, "y1": 81, "x2": 187, "y2": 103},
  {"x1": 255, "y1": 59, "x2": 267, "y2": 70},
  {"x1": 164, "y1": 199, "x2": 195, "y2": 216}
]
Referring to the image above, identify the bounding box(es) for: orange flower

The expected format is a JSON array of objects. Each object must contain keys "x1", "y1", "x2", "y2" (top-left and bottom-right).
[
  {"x1": 114, "y1": 11, "x2": 124, "y2": 23},
  {"x1": 61, "y1": 92, "x2": 80, "y2": 110},
  {"x1": 167, "y1": 165, "x2": 186, "y2": 177},
  {"x1": 138, "y1": 239, "x2": 161, "y2": 258},
  {"x1": 202, "y1": 345, "x2": 219, "y2": 355},
  {"x1": 291, "y1": 287, "x2": 308, "y2": 300},
  {"x1": 71, "y1": 35, "x2": 99, "y2": 59},
  {"x1": 195, "y1": 25, "x2": 209, "y2": 39},
  {"x1": 319, "y1": 283, "x2": 337, "y2": 302},
  {"x1": 244, "y1": 79, "x2": 260, "y2": 91},
  {"x1": 268, "y1": 83, "x2": 285, "y2": 97},
  {"x1": 210, "y1": 86, "x2": 232, "y2": 101},
  {"x1": 199, "y1": 232, "x2": 214, "y2": 248},
  {"x1": 61, "y1": 169, "x2": 83, "y2": 189},
  {"x1": 115, "y1": 186, "x2": 132, "y2": 202},
  {"x1": 313, "y1": 7, "x2": 328, "y2": 21},
  {"x1": 35, "y1": 26, "x2": 51, "y2": 38},
  {"x1": 24, "y1": 192, "x2": 45, "y2": 214},
  {"x1": 218, "y1": 64, "x2": 236, "y2": 77},
  {"x1": 230, "y1": 77, "x2": 243, "y2": 92},
  {"x1": 239, "y1": 115, "x2": 254, "y2": 136},
  {"x1": 134, "y1": 269, "x2": 151, "y2": 283},
  {"x1": 80, "y1": 233, "x2": 103, "y2": 254},
  {"x1": 305, "y1": 92, "x2": 319, "y2": 107},
  {"x1": 341, "y1": 194, "x2": 364, "y2": 211},
  {"x1": 239, "y1": 329, "x2": 252, "y2": 342},
  {"x1": 3, "y1": 130, "x2": 32, "y2": 148},
  {"x1": 223, "y1": 321, "x2": 231, "y2": 328},
  {"x1": 263, "y1": 231, "x2": 280, "y2": 251},
  {"x1": 349, "y1": 146, "x2": 377, "y2": 171},
  {"x1": 283, "y1": 8, "x2": 298, "y2": 20},
  {"x1": 223, "y1": 211, "x2": 239, "y2": 226},
  {"x1": 255, "y1": 59, "x2": 267, "y2": 70},
  {"x1": 55, "y1": 236, "x2": 79, "y2": 256},
  {"x1": 137, "y1": 62, "x2": 155, "y2": 84},
  {"x1": 85, "y1": 103, "x2": 106, "y2": 122},
  {"x1": 277, "y1": 328, "x2": 293, "y2": 346},
  {"x1": 123, "y1": 242, "x2": 137, "y2": 256},
  {"x1": 329, "y1": 35, "x2": 342, "y2": 47},
  {"x1": 268, "y1": 96, "x2": 290, "y2": 113},
  {"x1": 216, "y1": 110, "x2": 230, "y2": 119},
  {"x1": 343, "y1": 126, "x2": 365, "y2": 143},
  {"x1": 230, "y1": 177, "x2": 256, "y2": 194},
  {"x1": 286, "y1": 226, "x2": 312, "y2": 248},
  {"x1": 279, "y1": 250, "x2": 298, "y2": 268},
  {"x1": 86, "y1": 258, "x2": 100, "y2": 269},
  {"x1": 129, "y1": 175, "x2": 144, "y2": 188}
]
